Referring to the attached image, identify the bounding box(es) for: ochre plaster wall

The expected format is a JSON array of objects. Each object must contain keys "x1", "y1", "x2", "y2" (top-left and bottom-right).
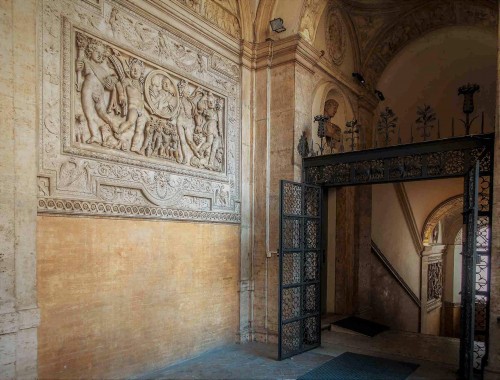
[
  {"x1": 370, "y1": 256, "x2": 419, "y2": 332},
  {"x1": 37, "y1": 216, "x2": 239, "y2": 379},
  {"x1": 372, "y1": 183, "x2": 420, "y2": 295}
]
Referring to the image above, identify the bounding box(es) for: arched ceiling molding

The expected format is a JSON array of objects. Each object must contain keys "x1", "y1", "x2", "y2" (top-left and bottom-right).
[
  {"x1": 337, "y1": 7, "x2": 361, "y2": 71},
  {"x1": 298, "y1": 0, "x2": 329, "y2": 44},
  {"x1": 422, "y1": 195, "x2": 463, "y2": 246},
  {"x1": 238, "y1": 0, "x2": 254, "y2": 42},
  {"x1": 361, "y1": 0, "x2": 497, "y2": 85},
  {"x1": 254, "y1": 0, "x2": 277, "y2": 43}
]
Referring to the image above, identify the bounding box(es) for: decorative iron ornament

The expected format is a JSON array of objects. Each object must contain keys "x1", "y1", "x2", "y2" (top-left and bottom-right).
[
  {"x1": 297, "y1": 132, "x2": 310, "y2": 159},
  {"x1": 459, "y1": 83, "x2": 480, "y2": 135},
  {"x1": 299, "y1": 83, "x2": 488, "y2": 161},
  {"x1": 314, "y1": 115, "x2": 330, "y2": 156},
  {"x1": 415, "y1": 104, "x2": 437, "y2": 141},
  {"x1": 278, "y1": 181, "x2": 322, "y2": 360},
  {"x1": 303, "y1": 134, "x2": 494, "y2": 187},
  {"x1": 427, "y1": 262, "x2": 443, "y2": 301},
  {"x1": 377, "y1": 107, "x2": 398, "y2": 147},
  {"x1": 344, "y1": 119, "x2": 360, "y2": 151}
]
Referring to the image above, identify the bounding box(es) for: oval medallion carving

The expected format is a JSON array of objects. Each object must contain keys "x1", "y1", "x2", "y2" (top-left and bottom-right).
[
  {"x1": 145, "y1": 69, "x2": 180, "y2": 119},
  {"x1": 326, "y1": 9, "x2": 346, "y2": 66}
]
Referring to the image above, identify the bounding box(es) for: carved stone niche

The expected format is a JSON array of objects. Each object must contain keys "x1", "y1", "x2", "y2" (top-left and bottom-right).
[{"x1": 38, "y1": 0, "x2": 241, "y2": 223}]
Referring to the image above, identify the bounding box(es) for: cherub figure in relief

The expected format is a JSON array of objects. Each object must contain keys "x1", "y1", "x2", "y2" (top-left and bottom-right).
[
  {"x1": 76, "y1": 37, "x2": 119, "y2": 144},
  {"x1": 113, "y1": 58, "x2": 148, "y2": 153},
  {"x1": 198, "y1": 93, "x2": 223, "y2": 169}
]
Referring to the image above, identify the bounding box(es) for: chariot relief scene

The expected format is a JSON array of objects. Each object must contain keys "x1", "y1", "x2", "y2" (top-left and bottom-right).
[{"x1": 74, "y1": 31, "x2": 226, "y2": 173}]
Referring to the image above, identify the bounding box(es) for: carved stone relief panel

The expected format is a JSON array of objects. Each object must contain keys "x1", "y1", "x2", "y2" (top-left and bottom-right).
[
  {"x1": 325, "y1": 8, "x2": 347, "y2": 66},
  {"x1": 172, "y1": 0, "x2": 241, "y2": 38},
  {"x1": 299, "y1": 0, "x2": 328, "y2": 43},
  {"x1": 38, "y1": 0, "x2": 241, "y2": 223}
]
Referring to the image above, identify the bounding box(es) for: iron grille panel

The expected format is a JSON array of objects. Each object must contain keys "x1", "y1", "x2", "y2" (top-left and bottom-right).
[{"x1": 279, "y1": 180, "x2": 322, "y2": 360}]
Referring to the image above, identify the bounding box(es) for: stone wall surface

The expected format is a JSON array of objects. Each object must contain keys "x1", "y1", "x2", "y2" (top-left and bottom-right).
[
  {"x1": 37, "y1": 216, "x2": 239, "y2": 379},
  {"x1": 0, "y1": 0, "x2": 39, "y2": 378}
]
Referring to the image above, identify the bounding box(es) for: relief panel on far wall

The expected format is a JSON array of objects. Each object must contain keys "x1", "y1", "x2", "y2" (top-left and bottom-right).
[{"x1": 38, "y1": 0, "x2": 241, "y2": 223}]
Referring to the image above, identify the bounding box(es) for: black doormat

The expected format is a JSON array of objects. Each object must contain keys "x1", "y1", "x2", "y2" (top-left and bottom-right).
[
  {"x1": 332, "y1": 316, "x2": 389, "y2": 337},
  {"x1": 297, "y1": 352, "x2": 419, "y2": 380}
]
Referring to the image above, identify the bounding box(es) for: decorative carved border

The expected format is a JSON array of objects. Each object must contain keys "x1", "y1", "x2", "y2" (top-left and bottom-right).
[{"x1": 38, "y1": 197, "x2": 240, "y2": 223}]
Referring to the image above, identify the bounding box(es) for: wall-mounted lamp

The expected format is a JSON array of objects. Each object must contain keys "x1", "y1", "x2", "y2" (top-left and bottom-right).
[
  {"x1": 270, "y1": 18, "x2": 286, "y2": 33},
  {"x1": 374, "y1": 89, "x2": 385, "y2": 101},
  {"x1": 352, "y1": 72, "x2": 365, "y2": 85}
]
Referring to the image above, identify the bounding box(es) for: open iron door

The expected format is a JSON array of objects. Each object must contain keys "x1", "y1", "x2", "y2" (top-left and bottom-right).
[
  {"x1": 459, "y1": 161, "x2": 479, "y2": 379},
  {"x1": 278, "y1": 181, "x2": 322, "y2": 360}
]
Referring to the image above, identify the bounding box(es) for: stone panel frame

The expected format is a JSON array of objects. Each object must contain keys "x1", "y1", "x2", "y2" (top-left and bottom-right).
[{"x1": 37, "y1": 0, "x2": 241, "y2": 223}]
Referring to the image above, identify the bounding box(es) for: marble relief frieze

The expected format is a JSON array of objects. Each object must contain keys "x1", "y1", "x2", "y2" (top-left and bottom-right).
[{"x1": 38, "y1": 0, "x2": 241, "y2": 223}]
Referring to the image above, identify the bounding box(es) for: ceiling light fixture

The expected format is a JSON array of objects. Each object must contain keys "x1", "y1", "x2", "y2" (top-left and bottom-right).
[
  {"x1": 352, "y1": 72, "x2": 365, "y2": 85},
  {"x1": 374, "y1": 89, "x2": 385, "y2": 101}
]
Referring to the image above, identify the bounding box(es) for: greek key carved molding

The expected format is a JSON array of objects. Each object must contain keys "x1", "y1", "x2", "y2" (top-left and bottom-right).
[{"x1": 38, "y1": 0, "x2": 241, "y2": 223}]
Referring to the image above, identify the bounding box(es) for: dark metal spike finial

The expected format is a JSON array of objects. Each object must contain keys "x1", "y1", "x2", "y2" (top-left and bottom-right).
[
  {"x1": 437, "y1": 119, "x2": 441, "y2": 139},
  {"x1": 458, "y1": 83, "x2": 480, "y2": 135}
]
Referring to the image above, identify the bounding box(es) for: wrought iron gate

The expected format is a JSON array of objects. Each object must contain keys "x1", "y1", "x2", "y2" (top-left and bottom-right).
[
  {"x1": 460, "y1": 161, "x2": 479, "y2": 379},
  {"x1": 278, "y1": 181, "x2": 322, "y2": 360},
  {"x1": 460, "y1": 153, "x2": 493, "y2": 378}
]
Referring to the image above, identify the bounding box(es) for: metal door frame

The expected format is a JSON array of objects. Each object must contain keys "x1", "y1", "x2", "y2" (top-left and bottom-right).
[{"x1": 294, "y1": 133, "x2": 494, "y2": 376}]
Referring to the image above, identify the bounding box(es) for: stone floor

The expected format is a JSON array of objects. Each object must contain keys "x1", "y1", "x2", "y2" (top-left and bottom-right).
[{"x1": 138, "y1": 328, "x2": 460, "y2": 380}]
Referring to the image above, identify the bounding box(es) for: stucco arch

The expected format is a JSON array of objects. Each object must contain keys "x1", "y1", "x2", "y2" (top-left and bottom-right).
[
  {"x1": 238, "y1": 0, "x2": 255, "y2": 41},
  {"x1": 422, "y1": 195, "x2": 463, "y2": 246},
  {"x1": 362, "y1": 0, "x2": 497, "y2": 85},
  {"x1": 254, "y1": 0, "x2": 276, "y2": 42}
]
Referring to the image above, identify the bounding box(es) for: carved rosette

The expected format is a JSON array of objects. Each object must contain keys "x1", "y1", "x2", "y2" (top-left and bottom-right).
[{"x1": 38, "y1": 0, "x2": 241, "y2": 223}]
